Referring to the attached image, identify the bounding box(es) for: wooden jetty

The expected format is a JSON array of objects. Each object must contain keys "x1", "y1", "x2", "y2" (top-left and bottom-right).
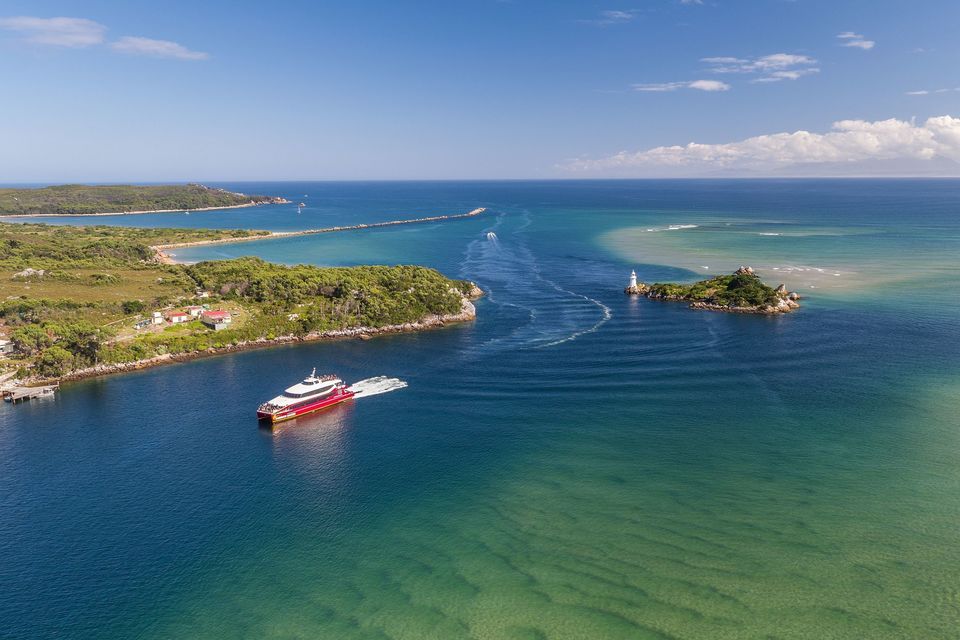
[{"x1": 3, "y1": 384, "x2": 58, "y2": 404}]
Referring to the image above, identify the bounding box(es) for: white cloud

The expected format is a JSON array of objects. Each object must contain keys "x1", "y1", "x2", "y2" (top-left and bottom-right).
[
  {"x1": 752, "y1": 68, "x2": 820, "y2": 83},
  {"x1": 565, "y1": 116, "x2": 960, "y2": 173},
  {"x1": 907, "y1": 88, "x2": 960, "y2": 96},
  {"x1": 837, "y1": 32, "x2": 875, "y2": 50},
  {"x1": 582, "y1": 9, "x2": 637, "y2": 25},
  {"x1": 702, "y1": 53, "x2": 819, "y2": 82},
  {"x1": 111, "y1": 36, "x2": 208, "y2": 60},
  {"x1": 680, "y1": 0, "x2": 704, "y2": 4},
  {"x1": 688, "y1": 79, "x2": 730, "y2": 91},
  {"x1": 634, "y1": 79, "x2": 730, "y2": 92},
  {"x1": 0, "y1": 16, "x2": 105, "y2": 47}
]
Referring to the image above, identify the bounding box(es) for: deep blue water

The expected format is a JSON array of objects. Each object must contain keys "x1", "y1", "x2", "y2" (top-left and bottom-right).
[{"x1": 2, "y1": 180, "x2": 959, "y2": 639}]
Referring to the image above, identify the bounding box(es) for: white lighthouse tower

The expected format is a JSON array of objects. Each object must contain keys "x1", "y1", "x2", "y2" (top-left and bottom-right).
[{"x1": 628, "y1": 270, "x2": 637, "y2": 289}]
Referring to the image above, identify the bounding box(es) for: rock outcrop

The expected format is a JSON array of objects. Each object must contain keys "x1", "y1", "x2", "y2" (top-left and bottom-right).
[{"x1": 624, "y1": 267, "x2": 801, "y2": 315}]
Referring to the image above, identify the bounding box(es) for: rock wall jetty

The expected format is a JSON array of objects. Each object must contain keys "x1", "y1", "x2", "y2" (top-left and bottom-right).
[{"x1": 153, "y1": 207, "x2": 488, "y2": 263}]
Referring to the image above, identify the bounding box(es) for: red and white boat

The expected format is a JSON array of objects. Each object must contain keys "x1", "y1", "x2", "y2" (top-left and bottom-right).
[{"x1": 257, "y1": 369, "x2": 354, "y2": 424}]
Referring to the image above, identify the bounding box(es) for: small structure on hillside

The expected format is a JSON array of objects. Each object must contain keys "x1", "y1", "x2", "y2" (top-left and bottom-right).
[
  {"x1": 151, "y1": 311, "x2": 164, "y2": 325},
  {"x1": 201, "y1": 310, "x2": 232, "y2": 331},
  {"x1": 184, "y1": 305, "x2": 204, "y2": 317},
  {"x1": 167, "y1": 311, "x2": 190, "y2": 324}
]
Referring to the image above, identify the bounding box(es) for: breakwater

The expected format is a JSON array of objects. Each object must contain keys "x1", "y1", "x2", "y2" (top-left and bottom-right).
[{"x1": 153, "y1": 207, "x2": 487, "y2": 263}]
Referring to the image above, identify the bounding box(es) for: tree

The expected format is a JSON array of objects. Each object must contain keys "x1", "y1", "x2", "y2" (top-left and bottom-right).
[
  {"x1": 35, "y1": 346, "x2": 73, "y2": 377},
  {"x1": 121, "y1": 300, "x2": 146, "y2": 314},
  {"x1": 10, "y1": 325, "x2": 52, "y2": 355}
]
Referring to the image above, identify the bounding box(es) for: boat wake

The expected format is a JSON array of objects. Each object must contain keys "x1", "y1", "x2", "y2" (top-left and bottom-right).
[
  {"x1": 460, "y1": 211, "x2": 612, "y2": 353},
  {"x1": 348, "y1": 376, "x2": 408, "y2": 398}
]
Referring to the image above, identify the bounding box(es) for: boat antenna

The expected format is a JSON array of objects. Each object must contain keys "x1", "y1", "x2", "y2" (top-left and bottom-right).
[{"x1": 311, "y1": 367, "x2": 316, "y2": 378}]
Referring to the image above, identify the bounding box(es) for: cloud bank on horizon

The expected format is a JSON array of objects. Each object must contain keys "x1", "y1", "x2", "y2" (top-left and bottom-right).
[{"x1": 565, "y1": 116, "x2": 960, "y2": 176}]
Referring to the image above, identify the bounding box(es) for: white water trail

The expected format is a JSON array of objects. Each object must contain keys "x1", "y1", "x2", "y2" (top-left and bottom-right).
[
  {"x1": 535, "y1": 286, "x2": 612, "y2": 349},
  {"x1": 459, "y1": 210, "x2": 612, "y2": 352},
  {"x1": 348, "y1": 376, "x2": 408, "y2": 398}
]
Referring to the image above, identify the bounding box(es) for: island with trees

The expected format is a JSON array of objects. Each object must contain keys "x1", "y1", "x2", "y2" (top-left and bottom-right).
[
  {"x1": 0, "y1": 183, "x2": 289, "y2": 216},
  {"x1": 0, "y1": 222, "x2": 480, "y2": 382},
  {"x1": 625, "y1": 266, "x2": 800, "y2": 314}
]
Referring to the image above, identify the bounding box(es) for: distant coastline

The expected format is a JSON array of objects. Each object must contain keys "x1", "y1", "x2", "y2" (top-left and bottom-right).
[
  {"x1": 0, "y1": 183, "x2": 288, "y2": 216},
  {"x1": 4, "y1": 200, "x2": 284, "y2": 218}
]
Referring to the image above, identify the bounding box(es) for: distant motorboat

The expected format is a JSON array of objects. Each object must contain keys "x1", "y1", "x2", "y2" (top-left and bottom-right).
[{"x1": 486, "y1": 232, "x2": 498, "y2": 241}]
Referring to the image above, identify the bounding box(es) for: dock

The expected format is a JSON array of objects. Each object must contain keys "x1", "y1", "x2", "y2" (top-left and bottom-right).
[{"x1": 3, "y1": 384, "x2": 58, "y2": 404}]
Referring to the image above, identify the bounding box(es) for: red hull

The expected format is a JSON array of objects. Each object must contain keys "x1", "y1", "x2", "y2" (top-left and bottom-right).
[{"x1": 257, "y1": 389, "x2": 354, "y2": 423}]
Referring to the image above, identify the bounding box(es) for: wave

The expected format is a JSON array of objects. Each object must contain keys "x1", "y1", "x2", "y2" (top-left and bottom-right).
[{"x1": 639, "y1": 224, "x2": 699, "y2": 233}]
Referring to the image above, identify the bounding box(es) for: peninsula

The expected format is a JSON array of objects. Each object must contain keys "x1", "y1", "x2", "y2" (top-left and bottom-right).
[
  {"x1": 0, "y1": 183, "x2": 289, "y2": 216},
  {"x1": 625, "y1": 266, "x2": 801, "y2": 314},
  {"x1": 0, "y1": 222, "x2": 480, "y2": 383}
]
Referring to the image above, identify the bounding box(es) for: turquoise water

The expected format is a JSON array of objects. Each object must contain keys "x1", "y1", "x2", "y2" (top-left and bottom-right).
[{"x1": 2, "y1": 181, "x2": 959, "y2": 638}]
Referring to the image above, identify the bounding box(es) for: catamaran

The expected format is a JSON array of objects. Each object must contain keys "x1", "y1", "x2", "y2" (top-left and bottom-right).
[{"x1": 256, "y1": 369, "x2": 354, "y2": 423}]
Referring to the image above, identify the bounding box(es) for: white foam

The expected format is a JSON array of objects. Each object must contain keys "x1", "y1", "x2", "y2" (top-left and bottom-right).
[
  {"x1": 642, "y1": 224, "x2": 698, "y2": 233},
  {"x1": 347, "y1": 376, "x2": 408, "y2": 398}
]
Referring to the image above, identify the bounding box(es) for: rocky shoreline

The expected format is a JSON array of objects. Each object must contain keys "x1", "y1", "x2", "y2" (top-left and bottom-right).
[
  {"x1": 625, "y1": 266, "x2": 801, "y2": 315},
  {"x1": 38, "y1": 292, "x2": 481, "y2": 385}
]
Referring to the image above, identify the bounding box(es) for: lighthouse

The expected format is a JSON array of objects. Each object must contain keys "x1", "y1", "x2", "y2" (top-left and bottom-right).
[{"x1": 625, "y1": 269, "x2": 643, "y2": 295}]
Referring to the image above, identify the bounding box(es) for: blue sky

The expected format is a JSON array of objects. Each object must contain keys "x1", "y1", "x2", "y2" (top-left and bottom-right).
[{"x1": 1, "y1": 0, "x2": 958, "y2": 180}]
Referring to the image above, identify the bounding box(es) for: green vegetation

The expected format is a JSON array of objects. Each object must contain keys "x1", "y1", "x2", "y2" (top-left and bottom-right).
[
  {"x1": 0, "y1": 222, "x2": 474, "y2": 379},
  {"x1": 647, "y1": 271, "x2": 782, "y2": 308},
  {"x1": 0, "y1": 183, "x2": 282, "y2": 215}
]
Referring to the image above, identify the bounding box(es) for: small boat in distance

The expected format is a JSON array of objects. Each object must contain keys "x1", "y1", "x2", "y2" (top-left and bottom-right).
[{"x1": 257, "y1": 369, "x2": 354, "y2": 424}]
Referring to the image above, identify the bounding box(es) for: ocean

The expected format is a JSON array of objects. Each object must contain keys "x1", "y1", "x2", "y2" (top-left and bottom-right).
[{"x1": 2, "y1": 180, "x2": 959, "y2": 638}]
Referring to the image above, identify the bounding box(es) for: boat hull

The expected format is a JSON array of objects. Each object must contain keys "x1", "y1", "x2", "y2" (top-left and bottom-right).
[{"x1": 257, "y1": 389, "x2": 355, "y2": 424}]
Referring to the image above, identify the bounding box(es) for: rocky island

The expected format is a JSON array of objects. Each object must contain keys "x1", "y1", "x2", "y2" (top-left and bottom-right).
[
  {"x1": 625, "y1": 266, "x2": 800, "y2": 314},
  {"x1": 0, "y1": 183, "x2": 289, "y2": 216}
]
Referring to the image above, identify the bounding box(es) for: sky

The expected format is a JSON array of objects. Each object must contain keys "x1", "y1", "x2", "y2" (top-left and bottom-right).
[{"x1": 1, "y1": 0, "x2": 959, "y2": 181}]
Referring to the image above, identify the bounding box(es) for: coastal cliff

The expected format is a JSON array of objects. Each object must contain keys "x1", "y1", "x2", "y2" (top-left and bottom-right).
[{"x1": 625, "y1": 266, "x2": 801, "y2": 315}]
